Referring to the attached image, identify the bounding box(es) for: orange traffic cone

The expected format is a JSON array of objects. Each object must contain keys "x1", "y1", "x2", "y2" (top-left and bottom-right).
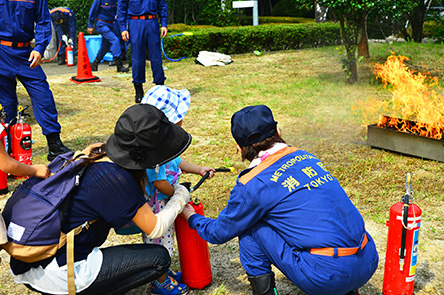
[{"x1": 70, "y1": 32, "x2": 101, "y2": 84}]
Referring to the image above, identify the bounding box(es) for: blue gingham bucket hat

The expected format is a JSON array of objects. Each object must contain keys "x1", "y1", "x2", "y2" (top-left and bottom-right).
[{"x1": 141, "y1": 85, "x2": 191, "y2": 124}]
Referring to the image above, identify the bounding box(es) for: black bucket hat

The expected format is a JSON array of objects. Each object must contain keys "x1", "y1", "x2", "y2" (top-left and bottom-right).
[
  {"x1": 231, "y1": 105, "x2": 277, "y2": 147},
  {"x1": 106, "y1": 104, "x2": 192, "y2": 170}
]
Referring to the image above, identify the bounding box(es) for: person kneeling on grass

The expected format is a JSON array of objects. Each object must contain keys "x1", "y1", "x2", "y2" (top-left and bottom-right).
[
  {"x1": 181, "y1": 105, "x2": 379, "y2": 295},
  {"x1": 9, "y1": 104, "x2": 192, "y2": 295}
]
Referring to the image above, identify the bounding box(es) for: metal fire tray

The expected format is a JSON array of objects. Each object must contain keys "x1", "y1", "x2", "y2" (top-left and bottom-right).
[{"x1": 367, "y1": 124, "x2": 444, "y2": 162}]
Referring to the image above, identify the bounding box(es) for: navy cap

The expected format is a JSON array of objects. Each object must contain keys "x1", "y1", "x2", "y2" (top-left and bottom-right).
[
  {"x1": 51, "y1": 11, "x2": 63, "y2": 25},
  {"x1": 231, "y1": 105, "x2": 277, "y2": 147}
]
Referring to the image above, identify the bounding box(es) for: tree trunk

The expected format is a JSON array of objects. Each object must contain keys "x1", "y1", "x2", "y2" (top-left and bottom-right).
[
  {"x1": 357, "y1": 12, "x2": 370, "y2": 59},
  {"x1": 410, "y1": 0, "x2": 427, "y2": 43},
  {"x1": 337, "y1": 10, "x2": 359, "y2": 84},
  {"x1": 346, "y1": 49, "x2": 358, "y2": 84}
]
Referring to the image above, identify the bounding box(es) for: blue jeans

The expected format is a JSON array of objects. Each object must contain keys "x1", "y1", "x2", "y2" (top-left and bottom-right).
[{"x1": 27, "y1": 244, "x2": 170, "y2": 295}]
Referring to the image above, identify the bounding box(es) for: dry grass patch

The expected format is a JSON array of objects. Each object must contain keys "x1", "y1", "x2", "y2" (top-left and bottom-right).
[{"x1": 1, "y1": 42, "x2": 444, "y2": 294}]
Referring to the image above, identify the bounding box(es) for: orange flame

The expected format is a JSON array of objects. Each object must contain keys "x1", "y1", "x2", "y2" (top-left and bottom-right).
[{"x1": 360, "y1": 53, "x2": 444, "y2": 140}]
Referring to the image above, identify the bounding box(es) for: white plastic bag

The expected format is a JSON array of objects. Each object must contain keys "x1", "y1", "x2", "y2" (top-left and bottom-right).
[{"x1": 196, "y1": 51, "x2": 232, "y2": 67}]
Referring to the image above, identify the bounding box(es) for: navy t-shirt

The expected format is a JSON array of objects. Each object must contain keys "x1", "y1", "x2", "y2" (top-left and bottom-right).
[{"x1": 11, "y1": 162, "x2": 147, "y2": 274}]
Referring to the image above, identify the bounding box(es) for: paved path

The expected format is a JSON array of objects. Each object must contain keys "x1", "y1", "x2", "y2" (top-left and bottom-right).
[{"x1": 41, "y1": 59, "x2": 125, "y2": 76}]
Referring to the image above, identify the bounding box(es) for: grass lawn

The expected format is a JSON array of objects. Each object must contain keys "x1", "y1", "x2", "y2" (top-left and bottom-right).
[{"x1": 1, "y1": 41, "x2": 443, "y2": 294}]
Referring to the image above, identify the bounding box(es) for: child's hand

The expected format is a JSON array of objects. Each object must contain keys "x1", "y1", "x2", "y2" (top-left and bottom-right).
[
  {"x1": 199, "y1": 167, "x2": 215, "y2": 179},
  {"x1": 33, "y1": 164, "x2": 50, "y2": 179}
]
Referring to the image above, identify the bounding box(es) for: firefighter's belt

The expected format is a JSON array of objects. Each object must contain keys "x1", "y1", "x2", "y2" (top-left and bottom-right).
[
  {"x1": 98, "y1": 19, "x2": 114, "y2": 24},
  {"x1": 310, "y1": 232, "x2": 368, "y2": 257},
  {"x1": 0, "y1": 40, "x2": 30, "y2": 48},
  {"x1": 130, "y1": 14, "x2": 156, "y2": 20}
]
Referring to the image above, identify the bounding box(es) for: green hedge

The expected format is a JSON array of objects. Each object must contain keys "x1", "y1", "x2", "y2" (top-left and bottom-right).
[
  {"x1": 162, "y1": 22, "x2": 341, "y2": 59},
  {"x1": 239, "y1": 16, "x2": 316, "y2": 25}
]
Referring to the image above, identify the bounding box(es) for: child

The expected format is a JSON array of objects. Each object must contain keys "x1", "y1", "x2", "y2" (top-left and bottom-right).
[
  {"x1": 0, "y1": 124, "x2": 49, "y2": 179},
  {"x1": 141, "y1": 85, "x2": 214, "y2": 295}
]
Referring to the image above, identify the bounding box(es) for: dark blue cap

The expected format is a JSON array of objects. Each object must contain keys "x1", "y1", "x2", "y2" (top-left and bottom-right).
[
  {"x1": 51, "y1": 11, "x2": 63, "y2": 25},
  {"x1": 231, "y1": 105, "x2": 277, "y2": 147}
]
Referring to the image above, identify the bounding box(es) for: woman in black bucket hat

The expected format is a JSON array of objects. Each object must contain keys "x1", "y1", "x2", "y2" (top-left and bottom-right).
[{"x1": 10, "y1": 104, "x2": 192, "y2": 295}]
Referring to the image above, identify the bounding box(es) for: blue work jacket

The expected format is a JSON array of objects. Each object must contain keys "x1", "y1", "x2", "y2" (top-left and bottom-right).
[
  {"x1": 0, "y1": 0, "x2": 51, "y2": 56},
  {"x1": 88, "y1": 0, "x2": 118, "y2": 28},
  {"x1": 117, "y1": 0, "x2": 168, "y2": 32},
  {"x1": 189, "y1": 146, "x2": 366, "y2": 249}
]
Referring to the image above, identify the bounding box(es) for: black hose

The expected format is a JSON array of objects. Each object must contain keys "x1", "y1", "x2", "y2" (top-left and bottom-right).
[{"x1": 399, "y1": 193, "x2": 410, "y2": 269}]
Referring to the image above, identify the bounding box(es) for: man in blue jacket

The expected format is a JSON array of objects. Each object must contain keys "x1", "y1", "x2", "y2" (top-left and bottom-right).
[
  {"x1": 88, "y1": 0, "x2": 129, "y2": 73},
  {"x1": 50, "y1": 7, "x2": 76, "y2": 66},
  {"x1": 0, "y1": 0, "x2": 71, "y2": 161},
  {"x1": 117, "y1": 0, "x2": 168, "y2": 103},
  {"x1": 182, "y1": 105, "x2": 379, "y2": 295}
]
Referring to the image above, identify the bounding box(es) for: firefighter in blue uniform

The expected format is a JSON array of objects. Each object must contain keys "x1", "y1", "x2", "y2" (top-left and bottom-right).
[
  {"x1": 0, "y1": 0, "x2": 71, "y2": 161},
  {"x1": 88, "y1": 0, "x2": 129, "y2": 73},
  {"x1": 50, "y1": 7, "x2": 76, "y2": 66},
  {"x1": 182, "y1": 105, "x2": 379, "y2": 295},
  {"x1": 117, "y1": 0, "x2": 168, "y2": 103}
]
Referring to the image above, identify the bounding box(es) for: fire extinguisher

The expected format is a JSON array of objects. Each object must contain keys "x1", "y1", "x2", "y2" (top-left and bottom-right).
[
  {"x1": 175, "y1": 167, "x2": 234, "y2": 289},
  {"x1": 383, "y1": 173, "x2": 422, "y2": 295},
  {"x1": 0, "y1": 104, "x2": 8, "y2": 195},
  {"x1": 9, "y1": 105, "x2": 32, "y2": 179},
  {"x1": 66, "y1": 39, "x2": 74, "y2": 67}
]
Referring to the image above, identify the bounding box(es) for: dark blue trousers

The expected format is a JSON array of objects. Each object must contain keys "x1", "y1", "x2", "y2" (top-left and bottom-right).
[
  {"x1": 95, "y1": 21, "x2": 122, "y2": 61},
  {"x1": 0, "y1": 45, "x2": 61, "y2": 135},
  {"x1": 128, "y1": 18, "x2": 165, "y2": 85},
  {"x1": 239, "y1": 221, "x2": 379, "y2": 295}
]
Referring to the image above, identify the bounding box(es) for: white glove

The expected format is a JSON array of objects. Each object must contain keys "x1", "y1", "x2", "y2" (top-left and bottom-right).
[
  {"x1": 62, "y1": 35, "x2": 68, "y2": 44},
  {"x1": 68, "y1": 38, "x2": 73, "y2": 45},
  {"x1": 147, "y1": 184, "x2": 191, "y2": 239},
  {"x1": 0, "y1": 213, "x2": 8, "y2": 245}
]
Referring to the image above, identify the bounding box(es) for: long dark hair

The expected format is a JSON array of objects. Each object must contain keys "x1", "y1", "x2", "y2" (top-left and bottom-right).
[
  {"x1": 71, "y1": 143, "x2": 147, "y2": 192},
  {"x1": 240, "y1": 132, "x2": 286, "y2": 162}
]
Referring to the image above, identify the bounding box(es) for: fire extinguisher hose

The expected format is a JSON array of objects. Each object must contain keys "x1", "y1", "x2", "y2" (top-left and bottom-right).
[
  {"x1": 42, "y1": 41, "x2": 62, "y2": 63},
  {"x1": 399, "y1": 172, "x2": 412, "y2": 270},
  {"x1": 189, "y1": 167, "x2": 234, "y2": 193}
]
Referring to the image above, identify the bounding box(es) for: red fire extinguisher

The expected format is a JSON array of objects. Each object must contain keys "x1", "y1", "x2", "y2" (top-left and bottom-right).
[
  {"x1": 9, "y1": 105, "x2": 32, "y2": 179},
  {"x1": 0, "y1": 104, "x2": 8, "y2": 195},
  {"x1": 175, "y1": 167, "x2": 233, "y2": 289},
  {"x1": 66, "y1": 40, "x2": 74, "y2": 67},
  {"x1": 383, "y1": 173, "x2": 422, "y2": 295}
]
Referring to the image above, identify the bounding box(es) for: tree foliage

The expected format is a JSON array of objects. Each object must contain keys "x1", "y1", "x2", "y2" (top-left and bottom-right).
[
  {"x1": 167, "y1": 0, "x2": 239, "y2": 26},
  {"x1": 374, "y1": 0, "x2": 434, "y2": 43},
  {"x1": 294, "y1": 0, "x2": 377, "y2": 83}
]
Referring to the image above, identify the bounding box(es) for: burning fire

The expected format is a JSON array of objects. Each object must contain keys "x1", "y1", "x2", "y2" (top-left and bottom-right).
[{"x1": 357, "y1": 53, "x2": 444, "y2": 140}]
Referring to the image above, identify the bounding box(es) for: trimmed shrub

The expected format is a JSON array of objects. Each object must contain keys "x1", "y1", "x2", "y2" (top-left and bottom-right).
[{"x1": 162, "y1": 22, "x2": 341, "y2": 59}]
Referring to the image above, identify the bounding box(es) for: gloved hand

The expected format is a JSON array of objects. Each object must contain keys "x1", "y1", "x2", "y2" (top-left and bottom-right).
[
  {"x1": 62, "y1": 35, "x2": 68, "y2": 44},
  {"x1": 68, "y1": 38, "x2": 73, "y2": 45},
  {"x1": 146, "y1": 184, "x2": 191, "y2": 239},
  {"x1": 172, "y1": 183, "x2": 192, "y2": 205}
]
